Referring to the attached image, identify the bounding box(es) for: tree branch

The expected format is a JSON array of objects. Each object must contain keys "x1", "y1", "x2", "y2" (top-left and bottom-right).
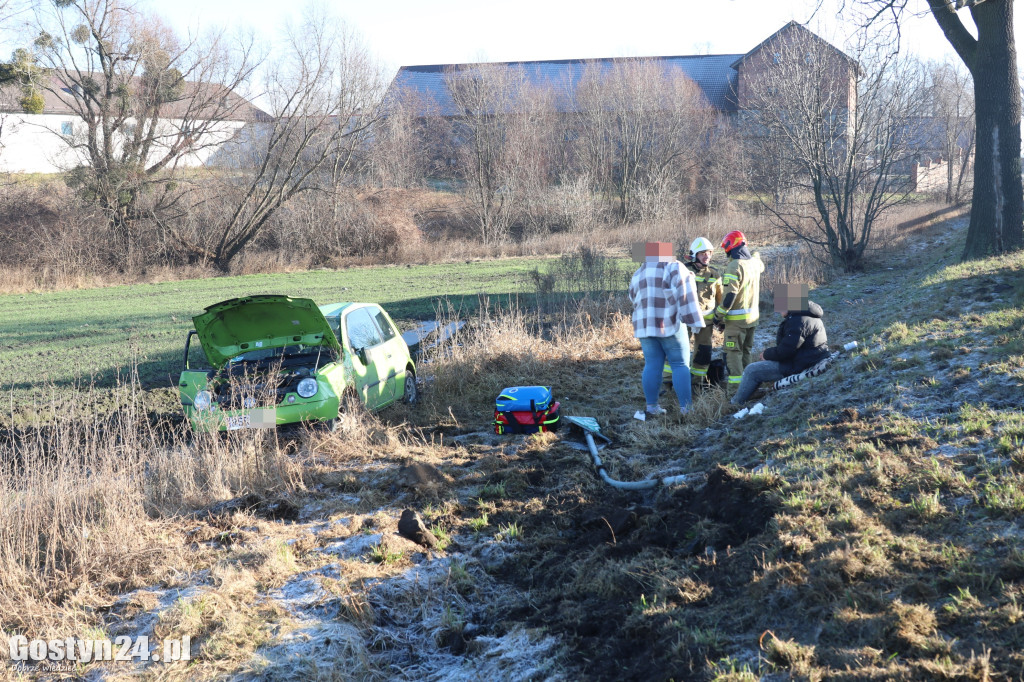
[{"x1": 926, "y1": 0, "x2": 979, "y2": 67}]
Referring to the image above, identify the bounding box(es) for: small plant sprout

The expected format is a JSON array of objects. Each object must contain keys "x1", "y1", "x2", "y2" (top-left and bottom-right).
[
  {"x1": 496, "y1": 521, "x2": 521, "y2": 542},
  {"x1": 910, "y1": 489, "x2": 943, "y2": 519},
  {"x1": 637, "y1": 593, "x2": 659, "y2": 613},
  {"x1": 469, "y1": 513, "x2": 490, "y2": 532},
  {"x1": 449, "y1": 559, "x2": 474, "y2": 595},
  {"x1": 368, "y1": 542, "x2": 403, "y2": 565},
  {"x1": 430, "y1": 525, "x2": 451, "y2": 550},
  {"x1": 440, "y1": 604, "x2": 465, "y2": 634},
  {"x1": 479, "y1": 481, "x2": 507, "y2": 500}
]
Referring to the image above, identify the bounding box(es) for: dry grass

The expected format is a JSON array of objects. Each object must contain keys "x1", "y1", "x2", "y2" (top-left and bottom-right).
[
  {"x1": 421, "y1": 296, "x2": 637, "y2": 426},
  {"x1": 0, "y1": 191, "x2": 946, "y2": 295},
  {"x1": 0, "y1": 188, "x2": 783, "y2": 293},
  {"x1": 0, "y1": 379, "x2": 310, "y2": 640},
  {"x1": 870, "y1": 199, "x2": 966, "y2": 253}
]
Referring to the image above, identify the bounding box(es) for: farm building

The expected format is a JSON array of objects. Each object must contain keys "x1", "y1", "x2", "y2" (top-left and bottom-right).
[{"x1": 385, "y1": 22, "x2": 858, "y2": 119}]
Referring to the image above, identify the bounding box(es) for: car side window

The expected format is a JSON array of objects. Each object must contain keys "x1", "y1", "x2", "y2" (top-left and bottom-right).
[
  {"x1": 325, "y1": 314, "x2": 341, "y2": 342},
  {"x1": 372, "y1": 308, "x2": 397, "y2": 342},
  {"x1": 345, "y1": 307, "x2": 383, "y2": 350}
]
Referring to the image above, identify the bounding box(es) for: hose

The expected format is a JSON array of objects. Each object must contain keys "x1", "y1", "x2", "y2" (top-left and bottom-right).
[{"x1": 583, "y1": 432, "x2": 701, "y2": 490}]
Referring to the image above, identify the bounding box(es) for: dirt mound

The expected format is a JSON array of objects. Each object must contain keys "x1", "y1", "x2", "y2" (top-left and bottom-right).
[{"x1": 489, "y1": 466, "x2": 779, "y2": 681}]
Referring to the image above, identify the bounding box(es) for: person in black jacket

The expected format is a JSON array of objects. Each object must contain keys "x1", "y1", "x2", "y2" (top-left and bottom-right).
[{"x1": 731, "y1": 283, "x2": 830, "y2": 405}]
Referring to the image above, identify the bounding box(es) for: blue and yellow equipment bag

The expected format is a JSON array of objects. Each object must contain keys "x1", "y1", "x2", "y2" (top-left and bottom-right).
[{"x1": 493, "y1": 386, "x2": 560, "y2": 434}]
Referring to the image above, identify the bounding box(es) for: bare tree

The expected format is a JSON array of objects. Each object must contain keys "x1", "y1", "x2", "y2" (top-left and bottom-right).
[
  {"x1": 571, "y1": 58, "x2": 717, "y2": 222},
  {"x1": 502, "y1": 81, "x2": 562, "y2": 237},
  {"x1": 170, "y1": 10, "x2": 385, "y2": 271},
  {"x1": 840, "y1": 0, "x2": 1022, "y2": 259},
  {"x1": 743, "y1": 31, "x2": 927, "y2": 271},
  {"x1": 366, "y1": 86, "x2": 440, "y2": 188},
  {"x1": 29, "y1": 0, "x2": 260, "y2": 263},
  {"x1": 927, "y1": 58, "x2": 975, "y2": 204},
  {"x1": 443, "y1": 62, "x2": 532, "y2": 244}
]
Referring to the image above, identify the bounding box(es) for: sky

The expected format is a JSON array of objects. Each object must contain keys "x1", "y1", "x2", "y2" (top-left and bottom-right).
[{"x1": 153, "y1": 0, "x2": 1005, "y2": 81}]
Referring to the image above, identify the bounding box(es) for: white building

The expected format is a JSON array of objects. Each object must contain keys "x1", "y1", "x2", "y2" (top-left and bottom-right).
[{"x1": 0, "y1": 73, "x2": 267, "y2": 174}]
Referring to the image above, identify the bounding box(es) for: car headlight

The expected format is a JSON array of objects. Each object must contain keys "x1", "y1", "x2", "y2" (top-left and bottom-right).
[
  {"x1": 296, "y1": 377, "x2": 319, "y2": 399},
  {"x1": 193, "y1": 390, "x2": 213, "y2": 411}
]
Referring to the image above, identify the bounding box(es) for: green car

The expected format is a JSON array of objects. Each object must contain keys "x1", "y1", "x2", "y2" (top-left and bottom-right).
[{"x1": 178, "y1": 295, "x2": 416, "y2": 431}]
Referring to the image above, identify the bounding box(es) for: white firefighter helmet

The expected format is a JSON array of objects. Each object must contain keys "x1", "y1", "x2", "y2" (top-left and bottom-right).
[{"x1": 689, "y1": 237, "x2": 714, "y2": 261}]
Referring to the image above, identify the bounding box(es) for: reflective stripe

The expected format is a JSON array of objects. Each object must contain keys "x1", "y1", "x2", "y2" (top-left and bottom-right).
[
  {"x1": 723, "y1": 274, "x2": 739, "y2": 284},
  {"x1": 726, "y1": 307, "x2": 756, "y2": 320},
  {"x1": 715, "y1": 305, "x2": 728, "y2": 316},
  {"x1": 728, "y1": 376, "x2": 742, "y2": 384},
  {"x1": 690, "y1": 367, "x2": 707, "y2": 376},
  {"x1": 700, "y1": 306, "x2": 716, "y2": 318}
]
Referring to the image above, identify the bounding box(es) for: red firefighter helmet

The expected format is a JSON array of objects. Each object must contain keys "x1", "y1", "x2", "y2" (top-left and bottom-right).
[{"x1": 720, "y1": 230, "x2": 746, "y2": 253}]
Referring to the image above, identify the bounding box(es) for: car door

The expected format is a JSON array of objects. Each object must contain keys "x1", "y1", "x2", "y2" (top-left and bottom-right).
[
  {"x1": 367, "y1": 305, "x2": 405, "y2": 405},
  {"x1": 342, "y1": 307, "x2": 385, "y2": 408}
]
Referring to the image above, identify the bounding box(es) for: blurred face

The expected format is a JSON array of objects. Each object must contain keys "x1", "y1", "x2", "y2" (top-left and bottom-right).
[
  {"x1": 632, "y1": 241, "x2": 674, "y2": 262},
  {"x1": 695, "y1": 250, "x2": 711, "y2": 266},
  {"x1": 774, "y1": 283, "x2": 810, "y2": 314}
]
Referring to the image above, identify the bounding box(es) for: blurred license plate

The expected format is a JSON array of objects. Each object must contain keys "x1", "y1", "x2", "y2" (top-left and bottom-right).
[{"x1": 227, "y1": 414, "x2": 251, "y2": 430}]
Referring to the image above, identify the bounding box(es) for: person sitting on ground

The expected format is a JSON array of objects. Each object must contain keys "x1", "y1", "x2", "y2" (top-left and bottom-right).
[
  {"x1": 731, "y1": 283, "x2": 830, "y2": 405},
  {"x1": 629, "y1": 241, "x2": 704, "y2": 415}
]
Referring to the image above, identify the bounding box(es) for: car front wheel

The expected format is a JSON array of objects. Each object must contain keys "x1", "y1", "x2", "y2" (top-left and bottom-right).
[{"x1": 402, "y1": 369, "x2": 418, "y2": 404}]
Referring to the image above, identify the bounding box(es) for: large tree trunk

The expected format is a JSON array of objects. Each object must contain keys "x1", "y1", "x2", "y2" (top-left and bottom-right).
[{"x1": 944, "y1": 1, "x2": 1024, "y2": 259}]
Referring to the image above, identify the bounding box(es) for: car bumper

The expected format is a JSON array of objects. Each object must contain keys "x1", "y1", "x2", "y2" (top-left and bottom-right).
[{"x1": 183, "y1": 395, "x2": 340, "y2": 432}]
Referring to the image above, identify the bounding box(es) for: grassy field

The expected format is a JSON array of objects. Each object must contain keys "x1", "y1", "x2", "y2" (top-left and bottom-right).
[{"x1": 0, "y1": 255, "x2": 605, "y2": 407}]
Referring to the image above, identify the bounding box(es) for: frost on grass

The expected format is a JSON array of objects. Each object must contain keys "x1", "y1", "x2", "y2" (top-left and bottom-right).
[
  {"x1": 252, "y1": 550, "x2": 565, "y2": 681},
  {"x1": 321, "y1": 534, "x2": 383, "y2": 560}
]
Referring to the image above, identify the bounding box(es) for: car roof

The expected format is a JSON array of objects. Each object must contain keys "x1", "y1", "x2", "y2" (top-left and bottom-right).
[{"x1": 318, "y1": 302, "x2": 364, "y2": 318}]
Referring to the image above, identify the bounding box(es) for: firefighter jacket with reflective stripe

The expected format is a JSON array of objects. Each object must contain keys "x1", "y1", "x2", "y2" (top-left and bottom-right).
[
  {"x1": 716, "y1": 252, "x2": 763, "y2": 328},
  {"x1": 684, "y1": 261, "x2": 723, "y2": 321}
]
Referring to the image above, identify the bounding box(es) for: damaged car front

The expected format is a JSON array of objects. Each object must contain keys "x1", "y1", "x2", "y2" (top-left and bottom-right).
[{"x1": 178, "y1": 295, "x2": 346, "y2": 431}]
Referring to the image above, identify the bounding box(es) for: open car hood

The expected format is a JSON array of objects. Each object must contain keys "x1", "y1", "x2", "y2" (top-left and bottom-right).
[{"x1": 192, "y1": 295, "x2": 342, "y2": 368}]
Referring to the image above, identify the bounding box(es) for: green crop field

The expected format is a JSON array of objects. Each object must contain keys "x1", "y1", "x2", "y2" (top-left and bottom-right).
[{"x1": 0, "y1": 256, "x2": 602, "y2": 406}]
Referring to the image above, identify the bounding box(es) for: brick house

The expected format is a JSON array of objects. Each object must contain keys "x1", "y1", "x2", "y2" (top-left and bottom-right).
[{"x1": 731, "y1": 22, "x2": 859, "y2": 114}]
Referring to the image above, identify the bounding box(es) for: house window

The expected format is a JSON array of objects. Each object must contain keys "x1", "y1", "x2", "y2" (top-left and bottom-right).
[{"x1": 61, "y1": 121, "x2": 73, "y2": 136}]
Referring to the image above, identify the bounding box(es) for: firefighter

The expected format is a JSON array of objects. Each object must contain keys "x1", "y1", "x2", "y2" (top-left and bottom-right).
[
  {"x1": 683, "y1": 237, "x2": 723, "y2": 389},
  {"x1": 713, "y1": 230, "x2": 764, "y2": 393}
]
